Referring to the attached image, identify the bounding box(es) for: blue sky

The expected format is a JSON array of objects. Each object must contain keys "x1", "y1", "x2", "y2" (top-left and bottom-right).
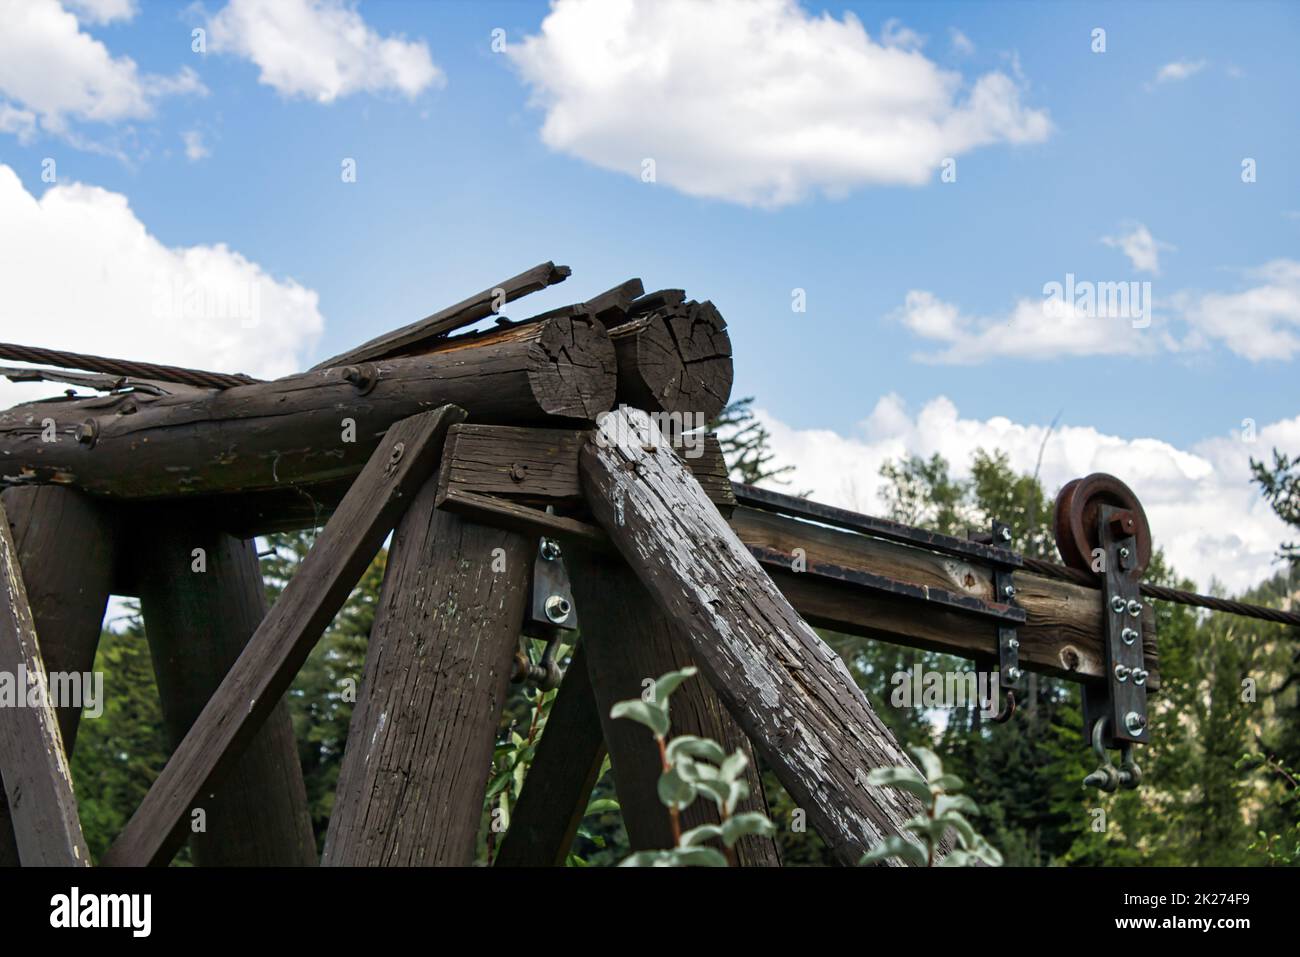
[{"x1": 0, "y1": 0, "x2": 1297, "y2": 589}]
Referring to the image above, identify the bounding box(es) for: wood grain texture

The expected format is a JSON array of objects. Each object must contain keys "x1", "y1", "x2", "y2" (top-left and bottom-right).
[
  {"x1": 572, "y1": 555, "x2": 781, "y2": 866},
  {"x1": 322, "y1": 497, "x2": 531, "y2": 866},
  {"x1": 0, "y1": 497, "x2": 90, "y2": 866},
  {"x1": 493, "y1": 643, "x2": 606, "y2": 867},
  {"x1": 608, "y1": 300, "x2": 733, "y2": 421},
  {"x1": 0, "y1": 316, "x2": 613, "y2": 501},
  {"x1": 731, "y1": 507, "x2": 1159, "y2": 688},
  {"x1": 135, "y1": 513, "x2": 317, "y2": 866},
  {"x1": 101, "y1": 405, "x2": 465, "y2": 866},
  {"x1": 580, "y1": 408, "x2": 930, "y2": 866},
  {"x1": 311, "y1": 261, "x2": 570, "y2": 369}
]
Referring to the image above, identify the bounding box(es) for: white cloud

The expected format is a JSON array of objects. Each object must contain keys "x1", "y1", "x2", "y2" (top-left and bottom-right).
[
  {"x1": 749, "y1": 395, "x2": 1297, "y2": 593},
  {"x1": 1178, "y1": 260, "x2": 1300, "y2": 361},
  {"x1": 1101, "y1": 222, "x2": 1172, "y2": 274},
  {"x1": 0, "y1": 164, "x2": 323, "y2": 409},
  {"x1": 181, "y1": 129, "x2": 209, "y2": 161},
  {"x1": 64, "y1": 0, "x2": 136, "y2": 24},
  {"x1": 206, "y1": 0, "x2": 443, "y2": 103},
  {"x1": 1151, "y1": 59, "x2": 1206, "y2": 86},
  {"x1": 0, "y1": 102, "x2": 38, "y2": 143},
  {"x1": 880, "y1": 18, "x2": 925, "y2": 51},
  {"x1": 0, "y1": 0, "x2": 204, "y2": 137},
  {"x1": 506, "y1": 0, "x2": 1051, "y2": 207},
  {"x1": 949, "y1": 28, "x2": 975, "y2": 56},
  {"x1": 895, "y1": 289, "x2": 1155, "y2": 364}
]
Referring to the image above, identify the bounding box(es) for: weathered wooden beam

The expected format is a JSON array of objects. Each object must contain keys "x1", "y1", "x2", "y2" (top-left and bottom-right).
[
  {"x1": 526, "y1": 278, "x2": 646, "y2": 326},
  {"x1": 572, "y1": 555, "x2": 781, "y2": 866},
  {"x1": 100, "y1": 405, "x2": 465, "y2": 866},
  {"x1": 580, "y1": 408, "x2": 930, "y2": 865},
  {"x1": 608, "y1": 300, "x2": 733, "y2": 421},
  {"x1": 135, "y1": 514, "x2": 317, "y2": 865},
  {"x1": 0, "y1": 316, "x2": 614, "y2": 501},
  {"x1": 493, "y1": 643, "x2": 607, "y2": 867},
  {"x1": 0, "y1": 486, "x2": 114, "y2": 866},
  {"x1": 0, "y1": 498, "x2": 90, "y2": 866},
  {"x1": 322, "y1": 492, "x2": 531, "y2": 866},
  {"x1": 731, "y1": 506, "x2": 1160, "y2": 688},
  {"x1": 311, "y1": 261, "x2": 571, "y2": 369}
]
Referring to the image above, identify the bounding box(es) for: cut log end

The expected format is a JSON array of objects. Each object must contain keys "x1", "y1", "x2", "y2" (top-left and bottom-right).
[
  {"x1": 611, "y1": 301, "x2": 734, "y2": 422},
  {"x1": 528, "y1": 315, "x2": 619, "y2": 421}
]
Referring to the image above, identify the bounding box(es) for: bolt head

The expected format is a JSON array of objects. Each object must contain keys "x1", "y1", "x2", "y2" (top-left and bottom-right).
[
  {"x1": 1121, "y1": 627, "x2": 1139, "y2": 646},
  {"x1": 539, "y1": 538, "x2": 562, "y2": 561},
  {"x1": 1008, "y1": 637, "x2": 1020, "y2": 650},
  {"x1": 1111, "y1": 596, "x2": 1127, "y2": 614},
  {"x1": 544, "y1": 594, "x2": 571, "y2": 624},
  {"x1": 1003, "y1": 584, "x2": 1016, "y2": 599},
  {"x1": 999, "y1": 527, "x2": 1012, "y2": 543},
  {"x1": 1133, "y1": 669, "x2": 1148, "y2": 686},
  {"x1": 1114, "y1": 664, "x2": 1130, "y2": 682},
  {"x1": 1127, "y1": 599, "x2": 1143, "y2": 618},
  {"x1": 1124, "y1": 711, "x2": 1147, "y2": 735},
  {"x1": 1005, "y1": 666, "x2": 1022, "y2": 682}
]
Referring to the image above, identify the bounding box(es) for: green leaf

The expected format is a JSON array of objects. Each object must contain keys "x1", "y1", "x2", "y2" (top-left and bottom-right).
[
  {"x1": 860, "y1": 835, "x2": 926, "y2": 867},
  {"x1": 721, "y1": 812, "x2": 776, "y2": 847},
  {"x1": 936, "y1": 849, "x2": 972, "y2": 867},
  {"x1": 681, "y1": 824, "x2": 725, "y2": 847},
  {"x1": 719, "y1": 750, "x2": 749, "y2": 784},
  {"x1": 610, "y1": 698, "x2": 669, "y2": 737},
  {"x1": 934, "y1": 793, "x2": 979, "y2": 818},
  {"x1": 667, "y1": 735, "x2": 727, "y2": 765},
  {"x1": 584, "y1": 798, "x2": 620, "y2": 816},
  {"x1": 653, "y1": 667, "x2": 699, "y2": 706},
  {"x1": 931, "y1": 773, "x2": 964, "y2": 793},
  {"x1": 866, "y1": 766, "x2": 933, "y2": 804},
  {"x1": 671, "y1": 846, "x2": 728, "y2": 867},
  {"x1": 619, "y1": 850, "x2": 677, "y2": 867},
  {"x1": 725, "y1": 779, "x2": 750, "y2": 815},
  {"x1": 658, "y1": 765, "x2": 698, "y2": 810},
  {"x1": 908, "y1": 746, "x2": 944, "y2": 783}
]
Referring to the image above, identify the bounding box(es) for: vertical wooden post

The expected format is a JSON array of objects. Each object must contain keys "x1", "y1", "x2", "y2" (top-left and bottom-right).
[
  {"x1": 493, "y1": 643, "x2": 607, "y2": 867},
  {"x1": 136, "y1": 513, "x2": 317, "y2": 866},
  {"x1": 0, "y1": 486, "x2": 115, "y2": 866},
  {"x1": 571, "y1": 556, "x2": 782, "y2": 866},
  {"x1": 322, "y1": 492, "x2": 532, "y2": 866},
  {"x1": 0, "y1": 498, "x2": 91, "y2": 866}
]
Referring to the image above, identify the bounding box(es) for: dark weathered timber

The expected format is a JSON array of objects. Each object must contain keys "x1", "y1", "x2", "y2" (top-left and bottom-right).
[
  {"x1": 100, "y1": 405, "x2": 465, "y2": 867},
  {"x1": 608, "y1": 300, "x2": 733, "y2": 421},
  {"x1": 322, "y1": 495, "x2": 531, "y2": 866},
  {"x1": 493, "y1": 643, "x2": 607, "y2": 867},
  {"x1": 527, "y1": 278, "x2": 646, "y2": 327},
  {"x1": 580, "y1": 408, "x2": 931, "y2": 865},
  {"x1": 436, "y1": 423, "x2": 735, "y2": 512},
  {"x1": 0, "y1": 316, "x2": 614, "y2": 501},
  {"x1": 0, "y1": 498, "x2": 90, "y2": 866},
  {"x1": 0, "y1": 487, "x2": 114, "y2": 866},
  {"x1": 135, "y1": 514, "x2": 317, "y2": 866},
  {"x1": 730, "y1": 507, "x2": 1159, "y2": 688},
  {"x1": 572, "y1": 555, "x2": 781, "y2": 866},
  {"x1": 311, "y1": 261, "x2": 571, "y2": 369}
]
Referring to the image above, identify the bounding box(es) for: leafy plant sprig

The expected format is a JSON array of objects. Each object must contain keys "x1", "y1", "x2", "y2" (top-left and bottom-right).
[
  {"x1": 610, "y1": 666, "x2": 776, "y2": 866},
  {"x1": 860, "y1": 746, "x2": 1002, "y2": 867}
]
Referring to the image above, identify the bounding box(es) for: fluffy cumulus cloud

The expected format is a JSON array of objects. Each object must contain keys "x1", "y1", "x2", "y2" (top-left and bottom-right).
[
  {"x1": 206, "y1": 0, "x2": 443, "y2": 103},
  {"x1": 1101, "y1": 222, "x2": 1171, "y2": 275},
  {"x1": 1152, "y1": 59, "x2": 1207, "y2": 86},
  {"x1": 748, "y1": 395, "x2": 1297, "y2": 593},
  {"x1": 506, "y1": 0, "x2": 1051, "y2": 207},
  {"x1": 0, "y1": 164, "x2": 324, "y2": 409},
  {"x1": 0, "y1": 0, "x2": 203, "y2": 137},
  {"x1": 896, "y1": 258, "x2": 1300, "y2": 364}
]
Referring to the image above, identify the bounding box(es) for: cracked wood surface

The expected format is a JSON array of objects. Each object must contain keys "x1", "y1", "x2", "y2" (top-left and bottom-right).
[{"x1": 579, "y1": 407, "x2": 931, "y2": 865}]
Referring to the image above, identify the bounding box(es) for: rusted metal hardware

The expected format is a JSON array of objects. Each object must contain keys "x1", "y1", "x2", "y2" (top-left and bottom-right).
[
  {"x1": 734, "y1": 483, "x2": 1023, "y2": 568},
  {"x1": 514, "y1": 534, "x2": 578, "y2": 690},
  {"x1": 968, "y1": 520, "x2": 1021, "y2": 724}
]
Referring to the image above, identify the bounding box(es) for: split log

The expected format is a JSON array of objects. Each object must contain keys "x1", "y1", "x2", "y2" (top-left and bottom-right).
[
  {"x1": 493, "y1": 644, "x2": 607, "y2": 867},
  {"x1": 608, "y1": 300, "x2": 733, "y2": 421},
  {"x1": 0, "y1": 316, "x2": 614, "y2": 502},
  {"x1": 101, "y1": 405, "x2": 464, "y2": 866},
  {"x1": 571, "y1": 556, "x2": 781, "y2": 866},
  {"x1": 0, "y1": 498, "x2": 90, "y2": 866},
  {"x1": 312, "y1": 261, "x2": 570, "y2": 369},
  {"x1": 0, "y1": 486, "x2": 114, "y2": 866},
  {"x1": 135, "y1": 513, "x2": 317, "y2": 866},
  {"x1": 322, "y1": 496, "x2": 531, "y2": 866},
  {"x1": 580, "y1": 408, "x2": 931, "y2": 865}
]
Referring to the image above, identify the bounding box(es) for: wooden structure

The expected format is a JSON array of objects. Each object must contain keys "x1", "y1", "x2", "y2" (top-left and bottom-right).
[{"x1": 0, "y1": 263, "x2": 1162, "y2": 867}]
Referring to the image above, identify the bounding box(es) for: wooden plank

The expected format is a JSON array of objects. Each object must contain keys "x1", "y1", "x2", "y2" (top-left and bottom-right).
[
  {"x1": 135, "y1": 513, "x2": 317, "y2": 865},
  {"x1": 730, "y1": 506, "x2": 1159, "y2": 688},
  {"x1": 572, "y1": 555, "x2": 781, "y2": 866},
  {"x1": 0, "y1": 497, "x2": 90, "y2": 866},
  {"x1": 493, "y1": 643, "x2": 606, "y2": 867},
  {"x1": 311, "y1": 261, "x2": 570, "y2": 369},
  {"x1": 0, "y1": 316, "x2": 614, "y2": 501},
  {"x1": 322, "y1": 492, "x2": 531, "y2": 866},
  {"x1": 580, "y1": 407, "x2": 932, "y2": 866},
  {"x1": 100, "y1": 404, "x2": 466, "y2": 867}
]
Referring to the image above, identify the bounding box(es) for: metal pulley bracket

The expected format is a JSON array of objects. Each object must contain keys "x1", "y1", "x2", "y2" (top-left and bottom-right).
[
  {"x1": 970, "y1": 520, "x2": 1022, "y2": 721},
  {"x1": 1084, "y1": 504, "x2": 1149, "y2": 748},
  {"x1": 514, "y1": 534, "x2": 579, "y2": 691}
]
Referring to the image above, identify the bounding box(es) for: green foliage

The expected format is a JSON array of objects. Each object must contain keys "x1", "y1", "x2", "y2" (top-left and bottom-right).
[
  {"x1": 860, "y1": 747, "x2": 1002, "y2": 867},
  {"x1": 1251, "y1": 449, "x2": 1300, "y2": 565},
  {"x1": 611, "y1": 667, "x2": 776, "y2": 867},
  {"x1": 711, "y1": 397, "x2": 795, "y2": 486}
]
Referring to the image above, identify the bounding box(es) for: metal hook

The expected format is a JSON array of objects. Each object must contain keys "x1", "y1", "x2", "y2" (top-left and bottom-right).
[{"x1": 991, "y1": 688, "x2": 1016, "y2": 724}]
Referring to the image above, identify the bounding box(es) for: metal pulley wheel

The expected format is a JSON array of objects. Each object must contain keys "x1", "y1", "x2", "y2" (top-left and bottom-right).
[{"x1": 1053, "y1": 473, "x2": 1152, "y2": 575}]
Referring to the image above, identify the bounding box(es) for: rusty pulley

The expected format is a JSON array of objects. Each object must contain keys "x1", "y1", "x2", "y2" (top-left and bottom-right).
[{"x1": 1053, "y1": 473, "x2": 1152, "y2": 575}]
